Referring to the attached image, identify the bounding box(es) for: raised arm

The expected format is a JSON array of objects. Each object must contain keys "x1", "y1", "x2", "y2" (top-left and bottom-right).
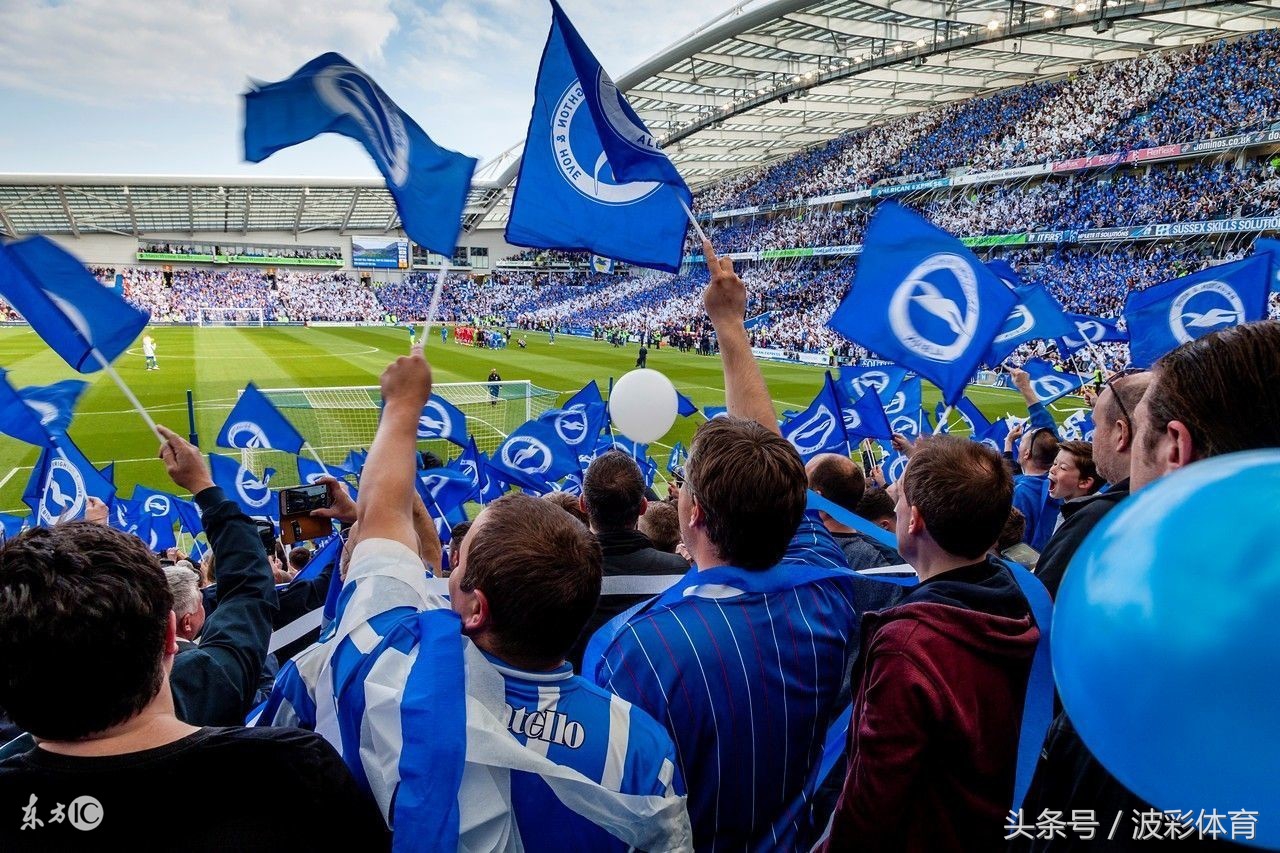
[
  {"x1": 355, "y1": 350, "x2": 433, "y2": 551},
  {"x1": 702, "y1": 239, "x2": 779, "y2": 434},
  {"x1": 1010, "y1": 366, "x2": 1057, "y2": 431}
]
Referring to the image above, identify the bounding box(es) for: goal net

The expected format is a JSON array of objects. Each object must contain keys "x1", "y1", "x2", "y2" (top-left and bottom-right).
[
  {"x1": 243, "y1": 381, "x2": 561, "y2": 486},
  {"x1": 197, "y1": 307, "x2": 266, "y2": 327}
]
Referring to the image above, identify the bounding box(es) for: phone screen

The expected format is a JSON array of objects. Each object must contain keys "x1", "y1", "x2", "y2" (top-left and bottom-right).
[
  {"x1": 254, "y1": 520, "x2": 276, "y2": 556},
  {"x1": 282, "y1": 483, "x2": 331, "y2": 516}
]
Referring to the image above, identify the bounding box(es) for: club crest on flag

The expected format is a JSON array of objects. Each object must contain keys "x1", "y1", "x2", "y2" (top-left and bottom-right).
[
  {"x1": 1168, "y1": 280, "x2": 1245, "y2": 344},
  {"x1": 550, "y1": 408, "x2": 590, "y2": 444},
  {"x1": 552, "y1": 80, "x2": 661, "y2": 206},
  {"x1": 313, "y1": 63, "x2": 410, "y2": 186},
  {"x1": 891, "y1": 414, "x2": 921, "y2": 438},
  {"x1": 889, "y1": 253, "x2": 981, "y2": 362},
  {"x1": 224, "y1": 421, "x2": 272, "y2": 449},
  {"x1": 845, "y1": 369, "x2": 894, "y2": 399},
  {"x1": 994, "y1": 304, "x2": 1035, "y2": 343},
  {"x1": 501, "y1": 436, "x2": 553, "y2": 476},
  {"x1": 1032, "y1": 373, "x2": 1077, "y2": 401},
  {"x1": 788, "y1": 405, "x2": 839, "y2": 457},
  {"x1": 142, "y1": 493, "x2": 172, "y2": 517},
  {"x1": 237, "y1": 467, "x2": 274, "y2": 510},
  {"x1": 41, "y1": 453, "x2": 86, "y2": 524}
]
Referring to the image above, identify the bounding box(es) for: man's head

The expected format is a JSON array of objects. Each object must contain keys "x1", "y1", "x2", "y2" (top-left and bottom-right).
[
  {"x1": 287, "y1": 547, "x2": 312, "y2": 573},
  {"x1": 0, "y1": 524, "x2": 176, "y2": 741},
  {"x1": 897, "y1": 437, "x2": 1013, "y2": 566},
  {"x1": 1049, "y1": 440, "x2": 1102, "y2": 501},
  {"x1": 165, "y1": 564, "x2": 205, "y2": 641},
  {"x1": 543, "y1": 491, "x2": 589, "y2": 526},
  {"x1": 1131, "y1": 321, "x2": 1280, "y2": 490},
  {"x1": 580, "y1": 451, "x2": 645, "y2": 532},
  {"x1": 447, "y1": 520, "x2": 471, "y2": 575},
  {"x1": 638, "y1": 500, "x2": 681, "y2": 553},
  {"x1": 450, "y1": 495, "x2": 602, "y2": 668},
  {"x1": 680, "y1": 416, "x2": 807, "y2": 570},
  {"x1": 855, "y1": 487, "x2": 896, "y2": 533},
  {"x1": 1018, "y1": 426, "x2": 1059, "y2": 474},
  {"x1": 805, "y1": 453, "x2": 865, "y2": 532},
  {"x1": 1093, "y1": 371, "x2": 1152, "y2": 483}
]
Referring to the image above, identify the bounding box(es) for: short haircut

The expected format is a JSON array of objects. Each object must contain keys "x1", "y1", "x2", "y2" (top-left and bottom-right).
[
  {"x1": 1057, "y1": 440, "x2": 1103, "y2": 494},
  {"x1": 998, "y1": 507, "x2": 1026, "y2": 553},
  {"x1": 855, "y1": 487, "x2": 895, "y2": 523},
  {"x1": 1098, "y1": 372, "x2": 1151, "y2": 427},
  {"x1": 288, "y1": 547, "x2": 312, "y2": 572},
  {"x1": 448, "y1": 520, "x2": 472, "y2": 573},
  {"x1": 1025, "y1": 427, "x2": 1060, "y2": 469},
  {"x1": 902, "y1": 436, "x2": 1013, "y2": 560},
  {"x1": 164, "y1": 564, "x2": 201, "y2": 617},
  {"x1": 1145, "y1": 321, "x2": 1280, "y2": 458},
  {"x1": 807, "y1": 453, "x2": 866, "y2": 512},
  {"x1": 638, "y1": 500, "x2": 681, "y2": 553},
  {"x1": 461, "y1": 495, "x2": 602, "y2": 662},
  {"x1": 582, "y1": 451, "x2": 645, "y2": 530},
  {"x1": 542, "y1": 491, "x2": 589, "y2": 526},
  {"x1": 0, "y1": 524, "x2": 171, "y2": 740},
  {"x1": 686, "y1": 416, "x2": 807, "y2": 570}
]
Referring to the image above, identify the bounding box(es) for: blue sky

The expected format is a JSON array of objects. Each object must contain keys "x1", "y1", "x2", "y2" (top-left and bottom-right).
[{"x1": 0, "y1": 0, "x2": 719, "y2": 178}]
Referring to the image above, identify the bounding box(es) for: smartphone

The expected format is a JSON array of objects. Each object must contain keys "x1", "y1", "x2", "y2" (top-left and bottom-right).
[
  {"x1": 280, "y1": 483, "x2": 332, "y2": 516},
  {"x1": 254, "y1": 519, "x2": 276, "y2": 557}
]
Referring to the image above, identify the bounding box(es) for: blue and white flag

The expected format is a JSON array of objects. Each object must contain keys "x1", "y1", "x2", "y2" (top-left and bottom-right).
[
  {"x1": 0, "y1": 513, "x2": 28, "y2": 541},
  {"x1": 675, "y1": 390, "x2": 698, "y2": 418},
  {"x1": 297, "y1": 455, "x2": 357, "y2": 487},
  {"x1": 0, "y1": 236, "x2": 150, "y2": 372},
  {"x1": 827, "y1": 202, "x2": 1017, "y2": 404},
  {"x1": 537, "y1": 402, "x2": 607, "y2": 451},
  {"x1": 838, "y1": 364, "x2": 908, "y2": 406},
  {"x1": 174, "y1": 496, "x2": 205, "y2": 538},
  {"x1": 594, "y1": 432, "x2": 649, "y2": 465},
  {"x1": 876, "y1": 446, "x2": 910, "y2": 486},
  {"x1": 1056, "y1": 313, "x2": 1128, "y2": 357},
  {"x1": 490, "y1": 420, "x2": 580, "y2": 491},
  {"x1": 417, "y1": 468, "x2": 479, "y2": 516},
  {"x1": 342, "y1": 449, "x2": 369, "y2": 477},
  {"x1": 217, "y1": 383, "x2": 306, "y2": 454},
  {"x1": 1059, "y1": 408, "x2": 1096, "y2": 442},
  {"x1": 881, "y1": 375, "x2": 926, "y2": 439},
  {"x1": 1252, "y1": 236, "x2": 1280, "y2": 292},
  {"x1": 417, "y1": 395, "x2": 469, "y2": 447},
  {"x1": 0, "y1": 373, "x2": 87, "y2": 446},
  {"x1": 830, "y1": 373, "x2": 892, "y2": 441},
  {"x1": 112, "y1": 496, "x2": 176, "y2": 552},
  {"x1": 665, "y1": 441, "x2": 686, "y2": 475},
  {"x1": 1021, "y1": 359, "x2": 1085, "y2": 406},
  {"x1": 953, "y1": 396, "x2": 993, "y2": 438},
  {"x1": 591, "y1": 255, "x2": 614, "y2": 274},
  {"x1": 21, "y1": 438, "x2": 116, "y2": 527},
  {"x1": 505, "y1": 1, "x2": 691, "y2": 272},
  {"x1": 782, "y1": 376, "x2": 849, "y2": 462},
  {"x1": 702, "y1": 405, "x2": 728, "y2": 420},
  {"x1": 131, "y1": 484, "x2": 183, "y2": 529},
  {"x1": 1124, "y1": 254, "x2": 1271, "y2": 367},
  {"x1": 292, "y1": 533, "x2": 342, "y2": 584},
  {"x1": 452, "y1": 439, "x2": 507, "y2": 505},
  {"x1": 984, "y1": 284, "x2": 1076, "y2": 366},
  {"x1": 975, "y1": 416, "x2": 1015, "y2": 453},
  {"x1": 564, "y1": 379, "x2": 605, "y2": 411},
  {"x1": 244, "y1": 52, "x2": 477, "y2": 256},
  {"x1": 209, "y1": 452, "x2": 278, "y2": 519}
]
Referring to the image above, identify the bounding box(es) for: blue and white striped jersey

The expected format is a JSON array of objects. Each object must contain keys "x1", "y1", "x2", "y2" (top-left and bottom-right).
[
  {"x1": 588, "y1": 514, "x2": 858, "y2": 851},
  {"x1": 260, "y1": 537, "x2": 691, "y2": 851}
]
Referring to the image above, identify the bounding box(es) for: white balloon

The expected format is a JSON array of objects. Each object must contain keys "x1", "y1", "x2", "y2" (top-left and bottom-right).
[{"x1": 609, "y1": 369, "x2": 679, "y2": 445}]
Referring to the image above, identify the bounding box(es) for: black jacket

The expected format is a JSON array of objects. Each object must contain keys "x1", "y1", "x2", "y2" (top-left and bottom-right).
[
  {"x1": 1034, "y1": 480, "x2": 1130, "y2": 599},
  {"x1": 171, "y1": 487, "x2": 278, "y2": 727},
  {"x1": 568, "y1": 528, "x2": 688, "y2": 670}
]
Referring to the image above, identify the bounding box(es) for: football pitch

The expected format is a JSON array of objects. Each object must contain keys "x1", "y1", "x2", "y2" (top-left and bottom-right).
[{"x1": 0, "y1": 325, "x2": 1079, "y2": 513}]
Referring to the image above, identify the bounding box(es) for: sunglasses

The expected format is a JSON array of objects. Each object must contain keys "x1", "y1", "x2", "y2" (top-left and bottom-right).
[{"x1": 1103, "y1": 367, "x2": 1148, "y2": 427}]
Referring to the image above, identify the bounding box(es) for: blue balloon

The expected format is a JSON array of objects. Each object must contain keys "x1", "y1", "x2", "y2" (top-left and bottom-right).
[{"x1": 1054, "y1": 450, "x2": 1280, "y2": 849}]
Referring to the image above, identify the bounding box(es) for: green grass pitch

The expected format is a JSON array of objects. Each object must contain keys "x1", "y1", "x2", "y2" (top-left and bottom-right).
[{"x1": 0, "y1": 325, "x2": 1085, "y2": 514}]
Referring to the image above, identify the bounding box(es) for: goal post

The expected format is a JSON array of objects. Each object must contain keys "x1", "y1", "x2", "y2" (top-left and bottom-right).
[
  {"x1": 242, "y1": 381, "x2": 560, "y2": 486},
  {"x1": 196, "y1": 307, "x2": 266, "y2": 327}
]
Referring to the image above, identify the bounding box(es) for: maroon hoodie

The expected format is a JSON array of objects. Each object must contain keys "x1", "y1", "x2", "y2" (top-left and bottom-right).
[{"x1": 821, "y1": 558, "x2": 1039, "y2": 852}]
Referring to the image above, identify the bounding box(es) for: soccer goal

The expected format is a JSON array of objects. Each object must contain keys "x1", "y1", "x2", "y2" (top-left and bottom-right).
[
  {"x1": 196, "y1": 307, "x2": 266, "y2": 327},
  {"x1": 244, "y1": 381, "x2": 561, "y2": 486}
]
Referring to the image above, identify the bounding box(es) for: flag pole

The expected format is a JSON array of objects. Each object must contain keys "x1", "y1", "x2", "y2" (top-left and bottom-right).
[
  {"x1": 91, "y1": 349, "x2": 161, "y2": 441},
  {"x1": 677, "y1": 197, "x2": 709, "y2": 244},
  {"x1": 303, "y1": 442, "x2": 331, "y2": 477},
  {"x1": 419, "y1": 259, "x2": 451, "y2": 350},
  {"x1": 933, "y1": 406, "x2": 952, "y2": 435}
]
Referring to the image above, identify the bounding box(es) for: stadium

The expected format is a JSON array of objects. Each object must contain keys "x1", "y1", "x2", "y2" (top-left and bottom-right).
[{"x1": 1, "y1": 0, "x2": 1278, "y2": 849}]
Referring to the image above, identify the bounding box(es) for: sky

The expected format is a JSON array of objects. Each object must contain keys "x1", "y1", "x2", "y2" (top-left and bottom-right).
[{"x1": 0, "y1": 0, "x2": 723, "y2": 178}]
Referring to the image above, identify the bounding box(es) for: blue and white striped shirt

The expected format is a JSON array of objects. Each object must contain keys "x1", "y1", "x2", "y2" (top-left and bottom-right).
[{"x1": 589, "y1": 515, "x2": 857, "y2": 851}]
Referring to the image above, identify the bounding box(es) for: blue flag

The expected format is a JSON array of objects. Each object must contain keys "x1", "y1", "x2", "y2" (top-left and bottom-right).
[
  {"x1": 1253, "y1": 237, "x2": 1280, "y2": 292},
  {"x1": 782, "y1": 376, "x2": 850, "y2": 462},
  {"x1": 217, "y1": 383, "x2": 306, "y2": 454},
  {"x1": 881, "y1": 375, "x2": 926, "y2": 439},
  {"x1": 984, "y1": 284, "x2": 1077, "y2": 366},
  {"x1": 292, "y1": 533, "x2": 342, "y2": 584},
  {"x1": 953, "y1": 396, "x2": 993, "y2": 438},
  {"x1": 827, "y1": 202, "x2": 1017, "y2": 404},
  {"x1": 297, "y1": 456, "x2": 357, "y2": 487},
  {"x1": 594, "y1": 432, "x2": 649, "y2": 464},
  {"x1": 174, "y1": 496, "x2": 205, "y2": 538},
  {"x1": 976, "y1": 416, "x2": 1015, "y2": 453},
  {"x1": 537, "y1": 403, "x2": 607, "y2": 451},
  {"x1": 450, "y1": 439, "x2": 506, "y2": 505},
  {"x1": 876, "y1": 446, "x2": 910, "y2": 486},
  {"x1": 417, "y1": 468, "x2": 479, "y2": 516},
  {"x1": 209, "y1": 452, "x2": 278, "y2": 519},
  {"x1": 0, "y1": 373, "x2": 88, "y2": 446},
  {"x1": 1059, "y1": 408, "x2": 1096, "y2": 442},
  {"x1": 416, "y1": 395, "x2": 469, "y2": 446},
  {"x1": 702, "y1": 405, "x2": 728, "y2": 420},
  {"x1": 341, "y1": 449, "x2": 368, "y2": 477},
  {"x1": 110, "y1": 497, "x2": 177, "y2": 553},
  {"x1": 838, "y1": 365, "x2": 908, "y2": 406},
  {"x1": 0, "y1": 513, "x2": 28, "y2": 541},
  {"x1": 490, "y1": 420, "x2": 580, "y2": 491},
  {"x1": 1124, "y1": 255, "x2": 1271, "y2": 368},
  {"x1": 1056, "y1": 314, "x2": 1128, "y2": 357},
  {"x1": 831, "y1": 373, "x2": 892, "y2": 441},
  {"x1": 0, "y1": 236, "x2": 150, "y2": 371},
  {"x1": 505, "y1": 2, "x2": 691, "y2": 272},
  {"x1": 22, "y1": 439, "x2": 116, "y2": 527},
  {"x1": 131, "y1": 484, "x2": 182, "y2": 529},
  {"x1": 675, "y1": 390, "x2": 698, "y2": 418},
  {"x1": 244, "y1": 52, "x2": 477, "y2": 256},
  {"x1": 564, "y1": 379, "x2": 604, "y2": 411},
  {"x1": 665, "y1": 441, "x2": 686, "y2": 475},
  {"x1": 1021, "y1": 359, "x2": 1085, "y2": 405}
]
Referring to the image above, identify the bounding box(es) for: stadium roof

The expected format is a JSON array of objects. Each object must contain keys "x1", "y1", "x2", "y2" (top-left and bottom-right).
[{"x1": 2, "y1": 0, "x2": 1275, "y2": 239}]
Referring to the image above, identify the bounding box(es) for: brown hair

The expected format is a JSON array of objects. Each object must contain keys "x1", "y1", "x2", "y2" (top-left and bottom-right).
[
  {"x1": 0, "y1": 524, "x2": 171, "y2": 740},
  {"x1": 638, "y1": 500, "x2": 681, "y2": 553},
  {"x1": 1145, "y1": 321, "x2": 1280, "y2": 458},
  {"x1": 542, "y1": 491, "x2": 589, "y2": 526},
  {"x1": 807, "y1": 453, "x2": 866, "y2": 513},
  {"x1": 462, "y1": 495, "x2": 602, "y2": 662},
  {"x1": 686, "y1": 416, "x2": 807, "y2": 570},
  {"x1": 1057, "y1": 440, "x2": 1103, "y2": 494},
  {"x1": 1025, "y1": 427, "x2": 1060, "y2": 469},
  {"x1": 855, "y1": 487, "x2": 895, "y2": 523},
  {"x1": 581, "y1": 450, "x2": 645, "y2": 530},
  {"x1": 902, "y1": 436, "x2": 1013, "y2": 560}
]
